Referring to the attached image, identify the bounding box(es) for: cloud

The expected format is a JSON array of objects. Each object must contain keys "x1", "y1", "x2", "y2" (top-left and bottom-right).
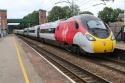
[
  {"x1": 0, "y1": 0, "x2": 42, "y2": 18},
  {"x1": 0, "y1": 0, "x2": 124, "y2": 18},
  {"x1": 79, "y1": 0, "x2": 124, "y2": 16}
]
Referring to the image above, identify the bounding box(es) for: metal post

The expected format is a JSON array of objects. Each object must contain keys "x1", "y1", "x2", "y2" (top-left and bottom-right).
[
  {"x1": 123, "y1": 1, "x2": 125, "y2": 42},
  {"x1": 58, "y1": 17, "x2": 59, "y2": 20},
  {"x1": 0, "y1": 28, "x2": 1, "y2": 37},
  {"x1": 28, "y1": 23, "x2": 30, "y2": 28},
  {"x1": 72, "y1": 0, "x2": 74, "y2": 16}
]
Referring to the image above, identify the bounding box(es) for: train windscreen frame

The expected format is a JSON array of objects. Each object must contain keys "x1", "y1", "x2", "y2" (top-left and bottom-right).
[{"x1": 80, "y1": 15, "x2": 110, "y2": 39}]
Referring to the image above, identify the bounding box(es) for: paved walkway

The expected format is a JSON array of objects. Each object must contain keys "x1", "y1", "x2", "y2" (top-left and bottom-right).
[
  {"x1": 0, "y1": 35, "x2": 42, "y2": 83},
  {"x1": 116, "y1": 41, "x2": 125, "y2": 50}
]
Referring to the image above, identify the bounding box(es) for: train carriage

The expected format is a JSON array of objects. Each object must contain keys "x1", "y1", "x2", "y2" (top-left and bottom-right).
[
  {"x1": 17, "y1": 14, "x2": 116, "y2": 54},
  {"x1": 28, "y1": 25, "x2": 40, "y2": 38}
]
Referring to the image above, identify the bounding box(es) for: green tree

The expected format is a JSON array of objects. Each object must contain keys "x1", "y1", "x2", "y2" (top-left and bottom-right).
[
  {"x1": 113, "y1": 8, "x2": 124, "y2": 21},
  {"x1": 47, "y1": 6, "x2": 64, "y2": 22},
  {"x1": 70, "y1": 4, "x2": 80, "y2": 16},
  {"x1": 63, "y1": 6, "x2": 72, "y2": 18},
  {"x1": 98, "y1": 7, "x2": 123, "y2": 23},
  {"x1": 47, "y1": 5, "x2": 80, "y2": 22},
  {"x1": 20, "y1": 11, "x2": 39, "y2": 28}
]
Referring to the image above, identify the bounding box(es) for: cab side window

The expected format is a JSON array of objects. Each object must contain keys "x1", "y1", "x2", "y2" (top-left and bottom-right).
[{"x1": 75, "y1": 21, "x2": 79, "y2": 29}]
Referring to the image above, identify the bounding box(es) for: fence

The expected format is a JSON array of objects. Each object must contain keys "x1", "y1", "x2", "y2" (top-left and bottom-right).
[{"x1": 109, "y1": 22, "x2": 124, "y2": 41}]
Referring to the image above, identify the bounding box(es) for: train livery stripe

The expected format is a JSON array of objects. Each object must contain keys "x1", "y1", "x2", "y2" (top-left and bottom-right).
[{"x1": 14, "y1": 38, "x2": 30, "y2": 83}]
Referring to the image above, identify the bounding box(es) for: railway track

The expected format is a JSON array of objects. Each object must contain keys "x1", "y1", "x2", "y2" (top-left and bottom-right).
[
  {"x1": 21, "y1": 36, "x2": 110, "y2": 83},
  {"x1": 88, "y1": 56, "x2": 125, "y2": 75}
]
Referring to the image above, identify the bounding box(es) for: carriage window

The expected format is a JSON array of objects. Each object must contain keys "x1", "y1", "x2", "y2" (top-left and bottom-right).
[
  {"x1": 51, "y1": 28, "x2": 55, "y2": 33},
  {"x1": 75, "y1": 21, "x2": 79, "y2": 29},
  {"x1": 29, "y1": 30, "x2": 35, "y2": 33},
  {"x1": 40, "y1": 28, "x2": 55, "y2": 33},
  {"x1": 41, "y1": 29, "x2": 45, "y2": 33},
  {"x1": 24, "y1": 31, "x2": 27, "y2": 33}
]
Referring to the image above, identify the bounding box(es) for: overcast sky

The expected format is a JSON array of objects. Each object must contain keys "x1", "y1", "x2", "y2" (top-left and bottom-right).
[{"x1": 0, "y1": 0, "x2": 124, "y2": 19}]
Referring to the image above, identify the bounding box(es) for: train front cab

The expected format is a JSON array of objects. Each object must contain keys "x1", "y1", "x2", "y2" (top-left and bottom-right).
[
  {"x1": 86, "y1": 32, "x2": 116, "y2": 53},
  {"x1": 73, "y1": 14, "x2": 116, "y2": 54},
  {"x1": 84, "y1": 19, "x2": 116, "y2": 53}
]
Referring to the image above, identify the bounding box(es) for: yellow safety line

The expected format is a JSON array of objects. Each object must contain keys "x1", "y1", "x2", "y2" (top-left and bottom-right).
[{"x1": 13, "y1": 38, "x2": 30, "y2": 83}]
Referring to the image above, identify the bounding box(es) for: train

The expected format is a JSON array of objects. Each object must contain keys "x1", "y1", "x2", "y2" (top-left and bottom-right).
[{"x1": 15, "y1": 14, "x2": 116, "y2": 55}]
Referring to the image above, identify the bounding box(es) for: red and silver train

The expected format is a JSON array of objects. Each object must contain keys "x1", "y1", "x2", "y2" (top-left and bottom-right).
[{"x1": 15, "y1": 14, "x2": 116, "y2": 54}]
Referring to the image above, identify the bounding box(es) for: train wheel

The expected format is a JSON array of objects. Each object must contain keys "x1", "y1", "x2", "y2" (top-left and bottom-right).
[
  {"x1": 76, "y1": 47, "x2": 82, "y2": 56},
  {"x1": 42, "y1": 38, "x2": 45, "y2": 43},
  {"x1": 72, "y1": 45, "x2": 82, "y2": 55}
]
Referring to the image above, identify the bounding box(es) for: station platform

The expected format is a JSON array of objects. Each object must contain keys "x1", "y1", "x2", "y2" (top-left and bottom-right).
[
  {"x1": 0, "y1": 35, "x2": 72, "y2": 83},
  {"x1": 116, "y1": 41, "x2": 125, "y2": 50}
]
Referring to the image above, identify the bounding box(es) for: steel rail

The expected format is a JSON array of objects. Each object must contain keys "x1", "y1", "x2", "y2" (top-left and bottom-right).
[{"x1": 21, "y1": 36, "x2": 110, "y2": 83}]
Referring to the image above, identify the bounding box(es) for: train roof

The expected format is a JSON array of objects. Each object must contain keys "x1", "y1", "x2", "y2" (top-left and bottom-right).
[
  {"x1": 40, "y1": 20, "x2": 61, "y2": 29},
  {"x1": 70, "y1": 14, "x2": 100, "y2": 21}
]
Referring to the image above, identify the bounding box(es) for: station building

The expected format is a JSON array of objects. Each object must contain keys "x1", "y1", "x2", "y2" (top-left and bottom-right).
[{"x1": 0, "y1": 9, "x2": 7, "y2": 37}]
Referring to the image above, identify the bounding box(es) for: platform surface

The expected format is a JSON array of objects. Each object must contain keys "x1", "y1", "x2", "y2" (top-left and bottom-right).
[
  {"x1": 116, "y1": 41, "x2": 125, "y2": 50},
  {"x1": 0, "y1": 35, "x2": 42, "y2": 83},
  {"x1": 0, "y1": 35, "x2": 72, "y2": 83}
]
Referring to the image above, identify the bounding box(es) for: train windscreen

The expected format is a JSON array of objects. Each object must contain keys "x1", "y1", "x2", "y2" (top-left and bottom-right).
[
  {"x1": 79, "y1": 15, "x2": 110, "y2": 38},
  {"x1": 86, "y1": 20, "x2": 110, "y2": 38},
  {"x1": 87, "y1": 20, "x2": 107, "y2": 30}
]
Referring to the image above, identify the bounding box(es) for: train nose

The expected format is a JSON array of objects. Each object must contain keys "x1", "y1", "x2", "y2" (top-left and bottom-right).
[{"x1": 92, "y1": 39, "x2": 116, "y2": 53}]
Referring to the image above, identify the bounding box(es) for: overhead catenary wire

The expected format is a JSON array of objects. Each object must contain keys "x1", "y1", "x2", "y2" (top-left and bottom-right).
[
  {"x1": 44, "y1": 0, "x2": 114, "y2": 15},
  {"x1": 79, "y1": 0, "x2": 110, "y2": 12},
  {"x1": 79, "y1": 0, "x2": 92, "y2": 7}
]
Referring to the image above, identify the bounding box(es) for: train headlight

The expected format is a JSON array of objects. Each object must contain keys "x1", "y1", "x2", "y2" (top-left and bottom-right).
[
  {"x1": 111, "y1": 35, "x2": 115, "y2": 40},
  {"x1": 86, "y1": 34, "x2": 96, "y2": 41}
]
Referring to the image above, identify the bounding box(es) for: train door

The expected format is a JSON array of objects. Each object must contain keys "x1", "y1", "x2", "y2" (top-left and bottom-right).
[
  {"x1": 123, "y1": 26, "x2": 125, "y2": 43},
  {"x1": 37, "y1": 27, "x2": 40, "y2": 38}
]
